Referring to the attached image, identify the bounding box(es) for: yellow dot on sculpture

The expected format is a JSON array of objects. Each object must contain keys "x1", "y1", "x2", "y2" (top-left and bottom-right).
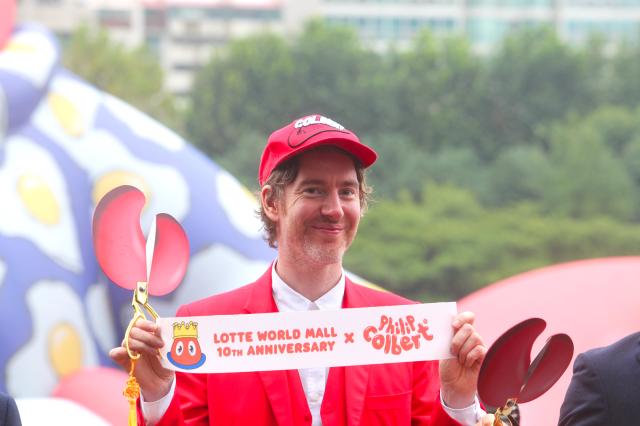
[
  {"x1": 6, "y1": 41, "x2": 38, "y2": 53},
  {"x1": 48, "y1": 322, "x2": 83, "y2": 378},
  {"x1": 18, "y1": 175, "x2": 60, "y2": 225},
  {"x1": 93, "y1": 171, "x2": 150, "y2": 206},
  {"x1": 241, "y1": 186, "x2": 259, "y2": 207},
  {"x1": 48, "y1": 92, "x2": 84, "y2": 137}
]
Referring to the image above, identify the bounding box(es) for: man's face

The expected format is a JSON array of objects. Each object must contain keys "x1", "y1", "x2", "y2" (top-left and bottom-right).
[{"x1": 275, "y1": 148, "x2": 361, "y2": 266}]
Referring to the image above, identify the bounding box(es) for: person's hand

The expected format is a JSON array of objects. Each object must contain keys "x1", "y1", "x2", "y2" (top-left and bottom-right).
[
  {"x1": 476, "y1": 413, "x2": 504, "y2": 425},
  {"x1": 109, "y1": 319, "x2": 175, "y2": 401},
  {"x1": 439, "y1": 311, "x2": 487, "y2": 408}
]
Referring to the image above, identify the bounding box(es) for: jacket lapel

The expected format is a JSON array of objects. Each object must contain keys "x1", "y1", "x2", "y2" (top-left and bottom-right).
[{"x1": 245, "y1": 266, "x2": 309, "y2": 426}]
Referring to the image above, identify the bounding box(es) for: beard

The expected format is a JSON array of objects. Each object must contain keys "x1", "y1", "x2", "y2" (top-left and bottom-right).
[
  {"x1": 299, "y1": 227, "x2": 353, "y2": 265},
  {"x1": 301, "y1": 238, "x2": 345, "y2": 265}
]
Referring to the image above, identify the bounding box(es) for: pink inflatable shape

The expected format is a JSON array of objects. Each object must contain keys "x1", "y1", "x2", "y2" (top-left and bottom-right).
[
  {"x1": 478, "y1": 318, "x2": 573, "y2": 408},
  {"x1": 92, "y1": 185, "x2": 189, "y2": 295},
  {"x1": 459, "y1": 257, "x2": 640, "y2": 424},
  {"x1": 0, "y1": 0, "x2": 15, "y2": 49},
  {"x1": 51, "y1": 367, "x2": 129, "y2": 425},
  {"x1": 147, "y1": 213, "x2": 189, "y2": 296},
  {"x1": 92, "y1": 186, "x2": 146, "y2": 290}
]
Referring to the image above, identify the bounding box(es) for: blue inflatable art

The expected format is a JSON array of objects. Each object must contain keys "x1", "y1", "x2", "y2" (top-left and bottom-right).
[{"x1": 0, "y1": 21, "x2": 274, "y2": 400}]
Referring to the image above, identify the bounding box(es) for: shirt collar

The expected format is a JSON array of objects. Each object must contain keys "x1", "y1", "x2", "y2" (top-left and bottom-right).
[{"x1": 271, "y1": 260, "x2": 345, "y2": 312}]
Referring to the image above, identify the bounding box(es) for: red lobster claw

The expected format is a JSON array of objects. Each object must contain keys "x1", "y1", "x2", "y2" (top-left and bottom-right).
[
  {"x1": 147, "y1": 213, "x2": 189, "y2": 296},
  {"x1": 92, "y1": 185, "x2": 189, "y2": 295},
  {"x1": 477, "y1": 318, "x2": 574, "y2": 408}
]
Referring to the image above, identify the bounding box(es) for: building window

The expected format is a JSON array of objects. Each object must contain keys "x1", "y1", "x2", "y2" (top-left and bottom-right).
[{"x1": 97, "y1": 9, "x2": 131, "y2": 28}]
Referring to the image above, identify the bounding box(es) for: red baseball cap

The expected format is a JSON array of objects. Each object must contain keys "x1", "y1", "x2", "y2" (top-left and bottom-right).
[{"x1": 258, "y1": 114, "x2": 378, "y2": 185}]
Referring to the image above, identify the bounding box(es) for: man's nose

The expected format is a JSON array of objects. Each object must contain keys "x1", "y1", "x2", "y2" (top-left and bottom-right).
[{"x1": 321, "y1": 191, "x2": 344, "y2": 220}]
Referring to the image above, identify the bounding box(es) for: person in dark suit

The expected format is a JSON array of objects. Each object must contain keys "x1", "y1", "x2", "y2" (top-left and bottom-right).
[
  {"x1": 559, "y1": 331, "x2": 640, "y2": 425},
  {"x1": 0, "y1": 391, "x2": 22, "y2": 426}
]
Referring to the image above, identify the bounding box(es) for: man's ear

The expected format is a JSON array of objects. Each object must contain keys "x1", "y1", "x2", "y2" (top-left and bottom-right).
[{"x1": 261, "y1": 185, "x2": 279, "y2": 222}]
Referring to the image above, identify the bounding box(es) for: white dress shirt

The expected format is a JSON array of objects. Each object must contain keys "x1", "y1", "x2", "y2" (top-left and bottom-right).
[
  {"x1": 270, "y1": 262, "x2": 345, "y2": 426},
  {"x1": 141, "y1": 262, "x2": 483, "y2": 425}
]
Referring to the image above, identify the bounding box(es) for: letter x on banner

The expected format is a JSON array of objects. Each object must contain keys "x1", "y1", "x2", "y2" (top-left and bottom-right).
[{"x1": 158, "y1": 302, "x2": 457, "y2": 373}]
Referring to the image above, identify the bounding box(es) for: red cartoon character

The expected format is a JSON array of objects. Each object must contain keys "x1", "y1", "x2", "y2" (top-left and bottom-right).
[{"x1": 168, "y1": 321, "x2": 206, "y2": 369}]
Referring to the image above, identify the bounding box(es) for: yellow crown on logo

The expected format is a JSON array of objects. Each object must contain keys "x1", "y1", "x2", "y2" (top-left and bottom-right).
[{"x1": 172, "y1": 321, "x2": 198, "y2": 339}]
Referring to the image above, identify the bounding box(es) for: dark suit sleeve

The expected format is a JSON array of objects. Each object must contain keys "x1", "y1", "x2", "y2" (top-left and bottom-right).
[
  {"x1": 558, "y1": 353, "x2": 609, "y2": 426},
  {"x1": 1, "y1": 393, "x2": 22, "y2": 426}
]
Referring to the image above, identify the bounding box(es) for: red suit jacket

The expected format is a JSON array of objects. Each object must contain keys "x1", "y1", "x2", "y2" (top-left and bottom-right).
[{"x1": 141, "y1": 267, "x2": 461, "y2": 426}]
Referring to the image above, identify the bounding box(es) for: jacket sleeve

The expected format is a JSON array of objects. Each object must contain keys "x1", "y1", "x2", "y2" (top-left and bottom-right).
[
  {"x1": 558, "y1": 353, "x2": 608, "y2": 426},
  {"x1": 1, "y1": 393, "x2": 22, "y2": 426}
]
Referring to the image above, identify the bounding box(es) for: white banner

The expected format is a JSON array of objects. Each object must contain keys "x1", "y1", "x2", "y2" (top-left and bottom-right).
[{"x1": 158, "y1": 302, "x2": 457, "y2": 373}]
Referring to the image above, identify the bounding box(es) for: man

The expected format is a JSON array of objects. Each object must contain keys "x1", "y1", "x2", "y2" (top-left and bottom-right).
[
  {"x1": 0, "y1": 392, "x2": 22, "y2": 426},
  {"x1": 559, "y1": 331, "x2": 640, "y2": 425},
  {"x1": 111, "y1": 114, "x2": 496, "y2": 425}
]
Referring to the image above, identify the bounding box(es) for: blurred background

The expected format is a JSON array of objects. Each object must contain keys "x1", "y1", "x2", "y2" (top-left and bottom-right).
[{"x1": 2, "y1": 0, "x2": 640, "y2": 423}]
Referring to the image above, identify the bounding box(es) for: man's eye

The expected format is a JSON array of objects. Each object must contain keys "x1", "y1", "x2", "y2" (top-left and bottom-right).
[{"x1": 304, "y1": 188, "x2": 321, "y2": 194}]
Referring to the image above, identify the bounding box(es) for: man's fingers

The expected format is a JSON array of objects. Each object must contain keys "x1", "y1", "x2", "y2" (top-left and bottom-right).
[
  {"x1": 450, "y1": 322, "x2": 473, "y2": 356},
  {"x1": 463, "y1": 344, "x2": 487, "y2": 368},
  {"x1": 134, "y1": 319, "x2": 160, "y2": 335},
  {"x1": 455, "y1": 329, "x2": 486, "y2": 367},
  {"x1": 452, "y1": 311, "x2": 475, "y2": 330},
  {"x1": 477, "y1": 414, "x2": 495, "y2": 426},
  {"x1": 112, "y1": 323, "x2": 166, "y2": 362},
  {"x1": 476, "y1": 414, "x2": 510, "y2": 426},
  {"x1": 109, "y1": 347, "x2": 131, "y2": 369},
  {"x1": 129, "y1": 325, "x2": 164, "y2": 349}
]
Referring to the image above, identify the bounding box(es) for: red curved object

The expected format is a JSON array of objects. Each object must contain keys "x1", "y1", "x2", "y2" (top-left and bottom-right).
[
  {"x1": 519, "y1": 333, "x2": 573, "y2": 402},
  {"x1": 147, "y1": 213, "x2": 189, "y2": 296},
  {"x1": 477, "y1": 318, "x2": 573, "y2": 408},
  {"x1": 92, "y1": 185, "x2": 147, "y2": 290},
  {"x1": 52, "y1": 367, "x2": 129, "y2": 425},
  {"x1": 0, "y1": 0, "x2": 15, "y2": 50},
  {"x1": 459, "y1": 257, "x2": 640, "y2": 424},
  {"x1": 478, "y1": 318, "x2": 545, "y2": 407}
]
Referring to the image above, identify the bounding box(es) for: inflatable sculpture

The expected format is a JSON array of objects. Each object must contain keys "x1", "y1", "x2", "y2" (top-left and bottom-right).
[{"x1": 0, "y1": 4, "x2": 273, "y2": 422}]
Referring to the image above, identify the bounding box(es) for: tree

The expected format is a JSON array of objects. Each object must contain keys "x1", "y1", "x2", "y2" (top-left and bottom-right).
[
  {"x1": 390, "y1": 31, "x2": 485, "y2": 152},
  {"x1": 543, "y1": 119, "x2": 636, "y2": 220},
  {"x1": 477, "y1": 27, "x2": 598, "y2": 157},
  {"x1": 346, "y1": 184, "x2": 640, "y2": 301},
  {"x1": 607, "y1": 34, "x2": 640, "y2": 108},
  {"x1": 62, "y1": 26, "x2": 181, "y2": 130},
  {"x1": 287, "y1": 20, "x2": 387, "y2": 135},
  {"x1": 186, "y1": 20, "x2": 383, "y2": 160},
  {"x1": 480, "y1": 145, "x2": 551, "y2": 207},
  {"x1": 186, "y1": 33, "x2": 296, "y2": 158}
]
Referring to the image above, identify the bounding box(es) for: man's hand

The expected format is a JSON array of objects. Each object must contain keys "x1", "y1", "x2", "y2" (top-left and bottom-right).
[
  {"x1": 109, "y1": 319, "x2": 175, "y2": 402},
  {"x1": 476, "y1": 414, "x2": 502, "y2": 425},
  {"x1": 439, "y1": 311, "x2": 487, "y2": 409}
]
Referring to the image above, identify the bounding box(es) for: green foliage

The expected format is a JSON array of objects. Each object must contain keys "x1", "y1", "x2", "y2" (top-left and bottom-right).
[
  {"x1": 62, "y1": 26, "x2": 181, "y2": 131},
  {"x1": 181, "y1": 23, "x2": 640, "y2": 299},
  {"x1": 186, "y1": 33, "x2": 296, "y2": 158},
  {"x1": 346, "y1": 184, "x2": 640, "y2": 301},
  {"x1": 475, "y1": 27, "x2": 599, "y2": 157},
  {"x1": 186, "y1": 20, "x2": 384, "y2": 160},
  {"x1": 607, "y1": 34, "x2": 640, "y2": 107},
  {"x1": 543, "y1": 113, "x2": 636, "y2": 220},
  {"x1": 389, "y1": 31, "x2": 484, "y2": 152},
  {"x1": 480, "y1": 145, "x2": 551, "y2": 207}
]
